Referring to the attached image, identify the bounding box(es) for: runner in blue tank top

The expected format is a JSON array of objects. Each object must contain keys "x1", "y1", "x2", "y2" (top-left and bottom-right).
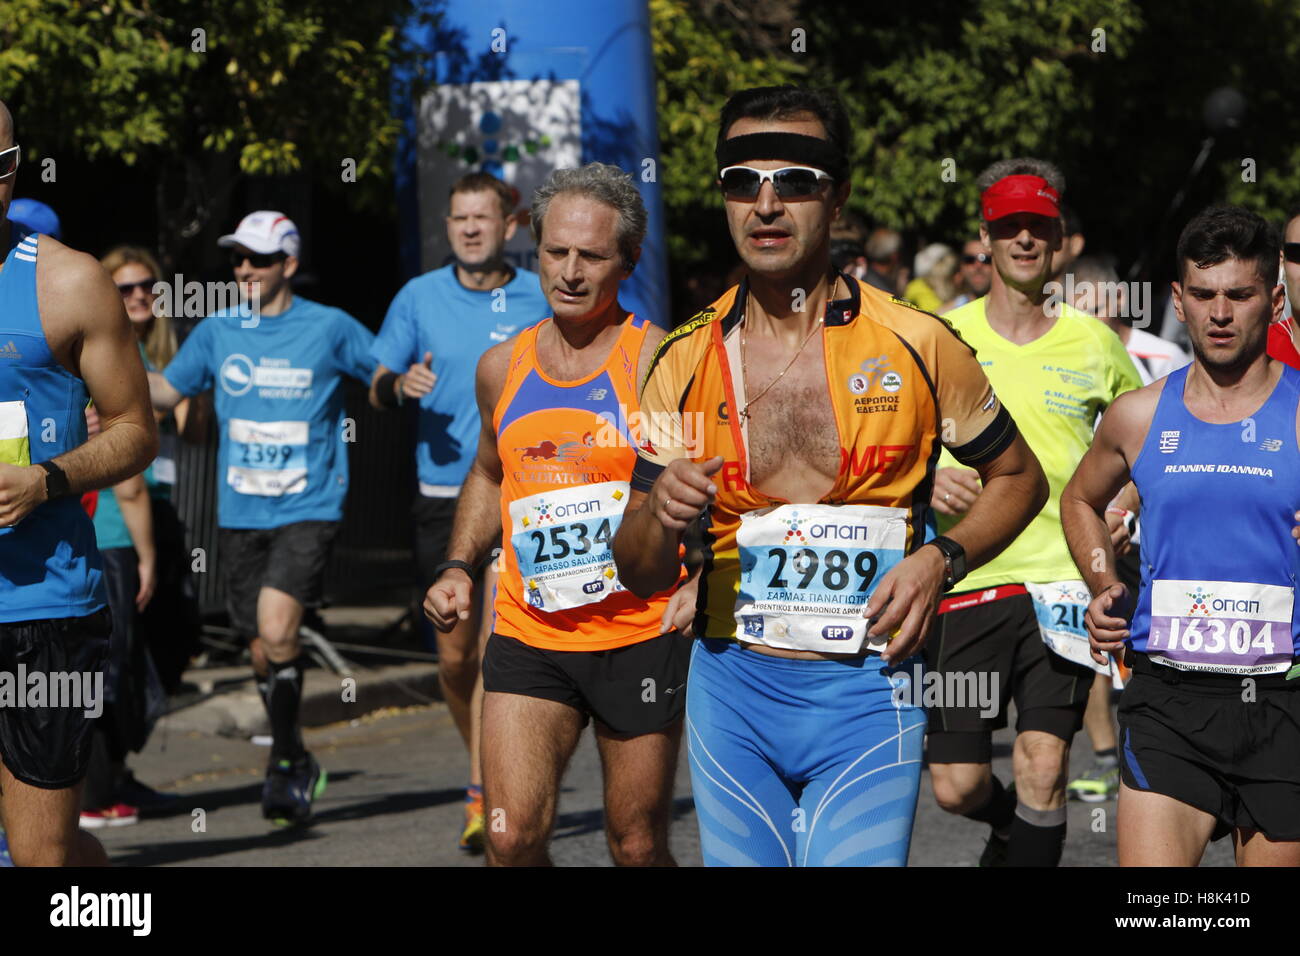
[
  {"x1": 1062, "y1": 205, "x2": 1300, "y2": 866},
  {"x1": 148, "y1": 211, "x2": 375, "y2": 827},
  {"x1": 0, "y1": 99, "x2": 159, "y2": 866}
]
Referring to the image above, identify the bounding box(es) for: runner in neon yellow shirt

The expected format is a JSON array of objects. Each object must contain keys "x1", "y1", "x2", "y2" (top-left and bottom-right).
[{"x1": 924, "y1": 158, "x2": 1142, "y2": 868}]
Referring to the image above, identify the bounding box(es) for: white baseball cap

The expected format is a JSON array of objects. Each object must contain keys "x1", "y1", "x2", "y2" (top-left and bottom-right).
[{"x1": 218, "y1": 210, "x2": 301, "y2": 258}]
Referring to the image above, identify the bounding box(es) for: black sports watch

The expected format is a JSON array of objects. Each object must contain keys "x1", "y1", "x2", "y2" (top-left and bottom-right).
[
  {"x1": 38, "y1": 460, "x2": 71, "y2": 501},
  {"x1": 926, "y1": 535, "x2": 967, "y2": 592},
  {"x1": 433, "y1": 559, "x2": 474, "y2": 580}
]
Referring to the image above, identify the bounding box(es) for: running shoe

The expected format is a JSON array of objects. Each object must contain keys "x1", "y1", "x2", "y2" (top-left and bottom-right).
[
  {"x1": 262, "y1": 752, "x2": 326, "y2": 826},
  {"x1": 978, "y1": 829, "x2": 1009, "y2": 867},
  {"x1": 1066, "y1": 762, "x2": 1120, "y2": 803},
  {"x1": 117, "y1": 771, "x2": 180, "y2": 811},
  {"x1": 459, "y1": 785, "x2": 485, "y2": 854},
  {"x1": 80, "y1": 803, "x2": 140, "y2": 829}
]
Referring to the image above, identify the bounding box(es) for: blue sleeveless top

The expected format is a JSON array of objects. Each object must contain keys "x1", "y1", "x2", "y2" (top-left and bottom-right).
[
  {"x1": 0, "y1": 228, "x2": 105, "y2": 621},
  {"x1": 1129, "y1": 363, "x2": 1300, "y2": 674}
]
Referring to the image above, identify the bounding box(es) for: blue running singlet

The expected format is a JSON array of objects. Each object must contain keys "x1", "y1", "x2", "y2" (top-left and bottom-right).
[
  {"x1": 686, "y1": 639, "x2": 926, "y2": 866},
  {"x1": 1128, "y1": 364, "x2": 1300, "y2": 674},
  {"x1": 0, "y1": 228, "x2": 105, "y2": 621}
]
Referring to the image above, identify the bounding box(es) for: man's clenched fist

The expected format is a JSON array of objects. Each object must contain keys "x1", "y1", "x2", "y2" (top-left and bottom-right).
[
  {"x1": 652, "y1": 455, "x2": 724, "y2": 530},
  {"x1": 424, "y1": 567, "x2": 473, "y2": 633}
]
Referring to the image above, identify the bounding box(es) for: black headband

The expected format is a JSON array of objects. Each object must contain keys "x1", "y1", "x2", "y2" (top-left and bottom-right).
[{"x1": 716, "y1": 132, "x2": 847, "y2": 181}]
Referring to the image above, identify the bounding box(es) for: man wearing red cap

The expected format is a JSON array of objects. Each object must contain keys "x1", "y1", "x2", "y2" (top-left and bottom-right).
[{"x1": 926, "y1": 159, "x2": 1142, "y2": 866}]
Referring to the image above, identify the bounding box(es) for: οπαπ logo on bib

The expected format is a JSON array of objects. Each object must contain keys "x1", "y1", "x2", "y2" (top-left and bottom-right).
[
  {"x1": 1186, "y1": 587, "x2": 1212, "y2": 615},
  {"x1": 219, "y1": 354, "x2": 255, "y2": 396}
]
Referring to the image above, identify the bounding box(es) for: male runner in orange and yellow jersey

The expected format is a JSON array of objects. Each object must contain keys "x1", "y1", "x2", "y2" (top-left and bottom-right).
[
  {"x1": 425, "y1": 163, "x2": 690, "y2": 866},
  {"x1": 613, "y1": 85, "x2": 1047, "y2": 867}
]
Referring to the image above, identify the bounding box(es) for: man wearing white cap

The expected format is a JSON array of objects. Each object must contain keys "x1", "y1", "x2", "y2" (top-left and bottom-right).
[{"x1": 148, "y1": 211, "x2": 376, "y2": 826}]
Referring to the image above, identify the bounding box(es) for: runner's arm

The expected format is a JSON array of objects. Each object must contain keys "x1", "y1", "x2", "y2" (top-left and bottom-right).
[
  {"x1": 423, "y1": 345, "x2": 509, "y2": 631},
  {"x1": 1061, "y1": 393, "x2": 1143, "y2": 597},
  {"x1": 44, "y1": 248, "x2": 158, "y2": 493},
  {"x1": 112, "y1": 472, "x2": 158, "y2": 610},
  {"x1": 614, "y1": 324, "x2": 703, "y2": 598},
  {"x1": 440, "y1": 344, "x2": 510, "y2": 571},
  {"x1": 941, "y1": 432, "x2": 1048, "y2": 575},
  {"x1": 148, "y1": 370, "x2": 184, "y2": 413}
]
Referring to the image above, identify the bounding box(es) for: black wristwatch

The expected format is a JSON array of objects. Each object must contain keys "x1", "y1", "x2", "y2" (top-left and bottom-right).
[
  {"x1": 38, "y1": 460, "x2": 71, "y2": 501},
  {"x1": 433, "y1": 559, "x2": 474, "y2": 580},
  {"x1": 927, "y1": 535, "x2": 967, "y2": 592}
]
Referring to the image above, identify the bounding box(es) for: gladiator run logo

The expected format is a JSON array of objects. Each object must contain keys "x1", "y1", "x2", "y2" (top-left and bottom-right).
[{"x1": 515, "y1": 432, "x2": 596, "y2": 464}]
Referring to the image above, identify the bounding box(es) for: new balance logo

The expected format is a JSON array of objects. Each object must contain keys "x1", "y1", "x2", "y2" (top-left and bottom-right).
[
  {"x1": 1259, "y1": 439, "x2": 1284, "y2": 452},
  {"x1": 0, "y1": 341, "x2": 21, "y2": 360},
  {"x1": 586, "y1": 388, "x2": 608, "y2": 401}
]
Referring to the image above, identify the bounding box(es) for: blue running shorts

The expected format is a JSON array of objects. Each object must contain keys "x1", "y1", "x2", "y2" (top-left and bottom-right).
[{"x1": 686, "y1": 638, "x2": 926, "y2": 867}]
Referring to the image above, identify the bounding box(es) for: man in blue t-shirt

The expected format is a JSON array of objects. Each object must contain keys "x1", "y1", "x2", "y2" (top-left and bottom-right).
[
  {"x1": 149, "y1": 211, "x2": 376, "y2": 826},
  {"x1": 369, "y1": 172, "x2": 549, "y2": 852}
]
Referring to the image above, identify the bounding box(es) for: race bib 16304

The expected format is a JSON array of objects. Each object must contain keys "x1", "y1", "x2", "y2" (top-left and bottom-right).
[{"x1": 1146, "y1": 579, "x2": 1293, "y2": 675}]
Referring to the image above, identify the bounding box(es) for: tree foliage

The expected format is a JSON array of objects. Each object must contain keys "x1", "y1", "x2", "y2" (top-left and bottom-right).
[
  {"x1": 0, "y1": 0, "x2": 434, "y2": 264},
  {"x1": 653, "y1": 0, "x2": 1300, "y2": 279}
]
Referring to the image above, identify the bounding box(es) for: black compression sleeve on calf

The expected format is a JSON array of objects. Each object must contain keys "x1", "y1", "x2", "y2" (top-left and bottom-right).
[
  {"x1": 267, "y1": 656, "x2": 306, "y2": 760},
  {"x1": 377, "y1": 371, "x2": 402, "y2": 408},
  {"x1": 1007, "y1": 804, "x2": 1068, "y2": 867},
  {"x1": 963, "y1": 775, "x2": 1017, "y2": 830}
]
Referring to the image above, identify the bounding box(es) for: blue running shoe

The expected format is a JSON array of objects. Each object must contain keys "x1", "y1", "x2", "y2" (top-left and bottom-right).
[{"x1": 262, "y1": 752, "x2": 326, "y2": 826}]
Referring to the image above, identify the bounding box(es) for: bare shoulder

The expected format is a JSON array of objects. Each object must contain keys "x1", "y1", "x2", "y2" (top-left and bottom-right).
[
  {"x1": 36, "y1": 238, "x2": 121, "y2": 332},
  {"x1": 636, "y1": 320, "x2": 668, "y2": 386},
  {"x1": 1100, "y1": 378, "x2": 1167, "y2": 465},
  {"x1": 475, "y1": 337, "x2": 517, "y2": 409},
  {"x1": 1105, "y1": 378, "x2": 1164, "y2": 432}
]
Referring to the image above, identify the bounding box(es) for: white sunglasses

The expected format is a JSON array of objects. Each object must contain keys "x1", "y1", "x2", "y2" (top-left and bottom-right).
[
  {"x1": 0, "y1": 145, "x2": 20, "y2": 180},
  {"x1": 718, "y1": 164, "x2": 834, "y2": 199}
]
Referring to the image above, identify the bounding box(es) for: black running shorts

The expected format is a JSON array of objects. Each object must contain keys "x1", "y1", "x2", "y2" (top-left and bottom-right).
[
  {"x1": 482, "y1": 631, "x2": 689, "y2": 736},
  {"x1": 1118, "y1": 652, "x2": 1300, "y2": 841},
  {"x1": 924, "y1": 590, "x2": 1093, "y2": 763},
  {"x1": 0, "y1": 608, "x2": 111, "y2": 789},
  {"x1": 218, "y1": 521, "x2": 339, "y2": 638},
  {"x1": 413, "y1": 495, "x2": 457, "y2": 590}
]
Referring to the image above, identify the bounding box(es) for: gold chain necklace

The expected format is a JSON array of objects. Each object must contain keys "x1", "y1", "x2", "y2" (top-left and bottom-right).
[{"x1": 738, "y1": 279, "x2": 837, "y2": 422}]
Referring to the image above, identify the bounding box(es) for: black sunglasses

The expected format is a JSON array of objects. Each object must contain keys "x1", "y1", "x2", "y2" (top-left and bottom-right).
[
  {"x1": 963, "y1": 253, "x2": 993, "y2": 265},
  {"x1": 1285, "y1": 243, "x2": 1300, "y2": 265},
  {"x1": 0, "y1": 144, "x2": 19, "y2": 180},
  {"x1": 229, "y1": 250, "x2": 287, "y2": 269},
  {"x1": 718, "y1": 165, "x2": 833, "y2": 200},
  {"x1": 116, "y1": 278, "x2": 157, "y2": 297}
]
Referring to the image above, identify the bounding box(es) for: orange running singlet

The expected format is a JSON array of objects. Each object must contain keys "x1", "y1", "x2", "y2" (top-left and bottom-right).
[
  {"x1": 633, "y1": 277, "x2": 1017, "y2": 653},
  {"x1": 493, "y1": 315, "x2": 676, "y2": 651}
]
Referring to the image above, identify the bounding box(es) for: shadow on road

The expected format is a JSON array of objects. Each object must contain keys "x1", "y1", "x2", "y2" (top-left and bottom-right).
[{"x1": 108, "y1": 777, "x2": 465, "y2": 866}]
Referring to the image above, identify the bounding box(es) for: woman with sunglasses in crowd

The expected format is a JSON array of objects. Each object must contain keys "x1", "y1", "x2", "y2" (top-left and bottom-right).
[{"x1": 79, "y1": 246, "x2": 202, "y2": 828}]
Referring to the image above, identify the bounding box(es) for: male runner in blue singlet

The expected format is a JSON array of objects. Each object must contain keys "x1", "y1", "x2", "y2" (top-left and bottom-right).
[
  {"x1": 0, "y1": 99, "x2": 159, "y2": 866},
  {"x1": 1062, "y1": 205, "x2": 1299, "y2": 866}
]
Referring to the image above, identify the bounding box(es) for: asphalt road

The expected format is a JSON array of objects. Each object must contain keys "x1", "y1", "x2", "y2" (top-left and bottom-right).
[{"x1": 96, "y1": 699, "x2": 1234, "y2": 867}]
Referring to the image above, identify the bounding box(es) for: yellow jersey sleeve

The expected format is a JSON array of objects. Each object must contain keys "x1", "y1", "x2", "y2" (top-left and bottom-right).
[
  {"x1": 930, "y1": 315, "x2": 1018, "y2": 466},
  {"x1": 631, "y1": 311, "x2": 714, "y2": 492}
]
